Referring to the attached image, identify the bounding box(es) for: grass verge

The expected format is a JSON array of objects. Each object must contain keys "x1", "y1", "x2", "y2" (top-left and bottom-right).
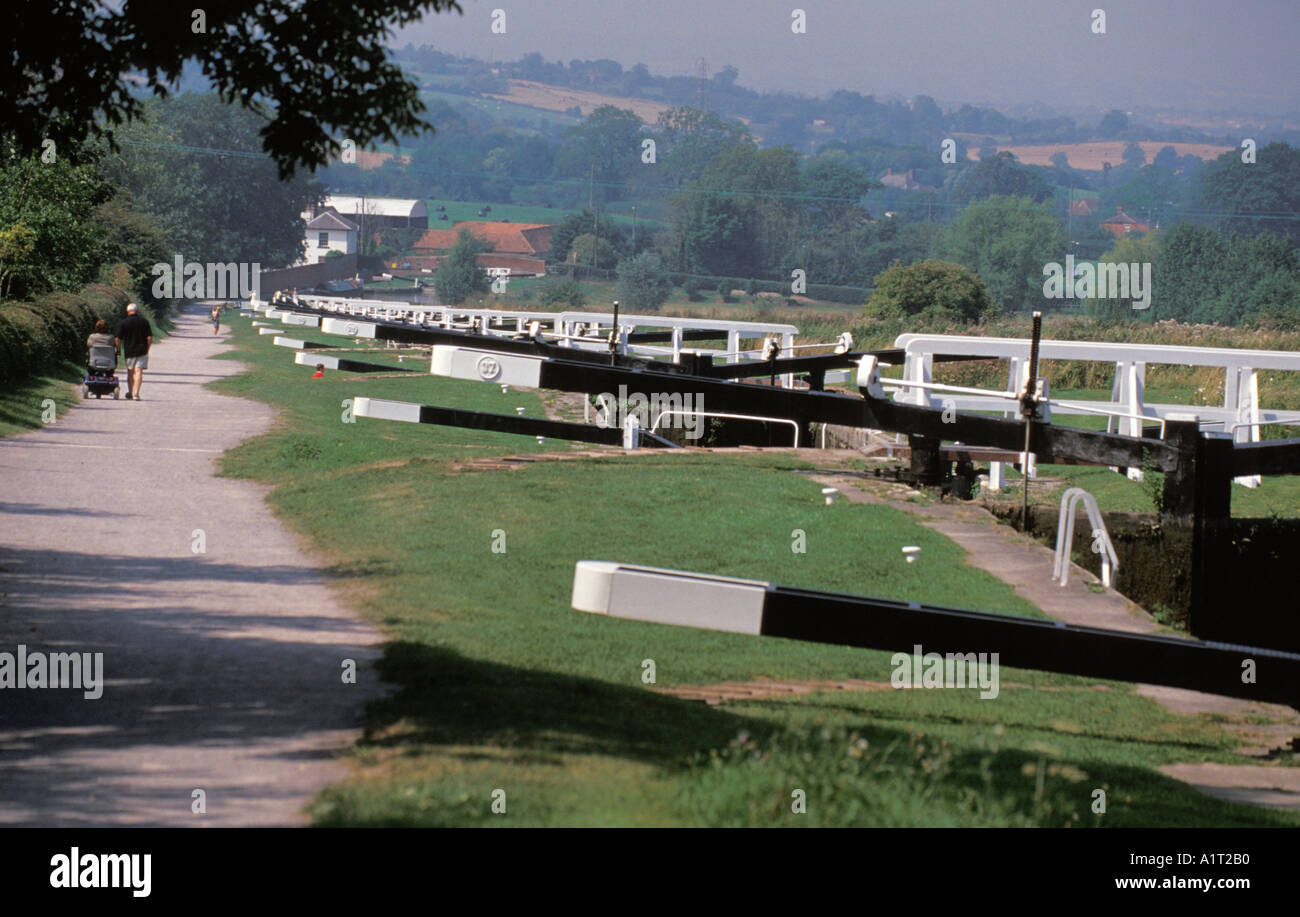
[{"x1": 209, "y1": 313, "x2": 1300, "y2": 827}]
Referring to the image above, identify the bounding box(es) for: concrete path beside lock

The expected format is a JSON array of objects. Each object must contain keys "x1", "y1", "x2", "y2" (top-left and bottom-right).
[{"x1": 0, "y1": 303, "x2": 385, "y2": 826}]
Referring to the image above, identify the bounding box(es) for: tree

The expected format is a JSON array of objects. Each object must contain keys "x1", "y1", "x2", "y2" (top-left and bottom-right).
[
  {"x1": 1148, "y1": 223, "x2": 1300, "y2": 325},
  {"x1": 1188, "y1": 142, "x2": 1300, "y2": 246},
  {"x1": 98, "y1": 95, "x2": 323, "y2": 267},
  {"x1": 0, "y1": 141, "x2": 114, "y2": 299},
  {"x1": 1122, "y1": 142, "x2": 1147, "y2": 168},
  {"x1": 1101, "y1": 164, "x2": 1180, "y2": 223},
  {"x1": 865, "y1": 259, "x2": 995, "y2": 322},
  {"x1": 4, "y1": 1, "x2": 465, "y2": 178},
  {"x1": 615, "y1": 252, "x2": 672, "y2": 311},
  {"x1": 1148, "y1": 223, "x2": 1226, "y2": 322},
  {"x1": 434, "y1": 227, "x2": 490, "y2": 305},
  {"x1": 1098, "y1": 110, "x2": 1129, "y2": 138},
  {"x1": 570, "y1": 233, "x2": 619, "y2": 270},
  {"x1": 943, "y1": 195, "x2": 1067, "y2": 314},
  {"x1": 0, "y1": 223, "x2": 36, "y2": 300},
  {"x1": 951, "y1": 151, "x2": 1054, "y2": 205},
  {"x1": 799, "y1": 159, "x2": 879, "y2": 232},
  {"x1": 546, "y1": 210, "x2": 626, "y2": 262},
  {"x1": 655, "y1": 107, "x2": 751, "y2": 187},
  {"x1": 671, "y1": 144, "x2": 802, "y2": 276},
  {"x1": 90, "y1": 192, "x2": 172, "y2": 303},
  {"x1": 554, "y1": 106, "x2": 644, "y2": 203},
  {"x1": 1086, "y1": 231, "x2": 1162, "y2": 320},
  {"x1": 672, "y1": 194, "x2": 755, "y2": 276}
]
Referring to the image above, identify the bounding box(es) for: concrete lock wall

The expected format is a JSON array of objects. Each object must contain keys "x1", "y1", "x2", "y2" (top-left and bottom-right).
[{"x1": 989, "y1": 502, "x2": 1300, "y2": 652}]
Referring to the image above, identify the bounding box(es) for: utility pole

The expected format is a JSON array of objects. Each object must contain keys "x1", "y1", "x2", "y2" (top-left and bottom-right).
[{"x1": 1067, "y1": 187, "x2": 1074, "y2": 258}]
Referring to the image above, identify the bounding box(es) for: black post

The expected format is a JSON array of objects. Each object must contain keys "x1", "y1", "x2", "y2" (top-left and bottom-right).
[
  {"x1": 1188, "y1": 432, "x2": 1234, "y2": 640},
  {"x1": 907, "y1": 433, "x2": 945, "y2": 487},
  {"x1": 1020, "y1": 312, "x2": 1043, "y2": 528},
  {"x1": 1160, "y1": 417, "x2": 1200, "y2": 520}
]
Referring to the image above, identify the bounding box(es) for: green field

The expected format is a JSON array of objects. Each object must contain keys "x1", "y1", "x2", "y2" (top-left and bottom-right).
[{"x1": 202, "y1": 313, "x2": 1299, "y2": 827}]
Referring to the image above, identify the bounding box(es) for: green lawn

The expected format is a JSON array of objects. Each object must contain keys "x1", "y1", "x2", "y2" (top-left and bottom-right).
[
  {"x1": 207, "y1": 313, "x2": 1300, "y2": 827},
  {"x1": 0, "y1": 360, "x2": 85, "y2": 436}
]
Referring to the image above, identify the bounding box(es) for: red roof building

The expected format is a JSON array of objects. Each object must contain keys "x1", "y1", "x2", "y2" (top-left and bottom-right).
[
  {"x1": 413, "y1": 221, "x2": 554, "y2": 256},
  {"x1": 1101, "y1": 205, "x2": 1151, "y2": 237}
]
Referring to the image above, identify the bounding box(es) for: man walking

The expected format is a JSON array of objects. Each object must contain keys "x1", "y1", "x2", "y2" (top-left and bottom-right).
[{"x1": 114, "y1": 303, "x2": 152, "y2": 400}]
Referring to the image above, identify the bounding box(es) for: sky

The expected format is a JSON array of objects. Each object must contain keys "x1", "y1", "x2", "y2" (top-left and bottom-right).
[{"x1": 394, "y1": 0, "x2": 1299, "y2": 117}]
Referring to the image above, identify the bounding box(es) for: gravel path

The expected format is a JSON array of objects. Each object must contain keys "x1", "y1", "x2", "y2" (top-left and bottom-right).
[{"x1": 0, "y1": 303, "x2": 385, "y2": 826}]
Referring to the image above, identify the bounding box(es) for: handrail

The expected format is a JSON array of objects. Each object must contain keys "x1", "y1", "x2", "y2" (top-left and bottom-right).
[{"x1": 1052, "y1": 487, "x2": 1118, "y2": 588}]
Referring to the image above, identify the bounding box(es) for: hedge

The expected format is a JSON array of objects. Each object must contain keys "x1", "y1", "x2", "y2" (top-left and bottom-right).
[{"x1": 0, "y1": 284, "x2": 130, "y2": 386}]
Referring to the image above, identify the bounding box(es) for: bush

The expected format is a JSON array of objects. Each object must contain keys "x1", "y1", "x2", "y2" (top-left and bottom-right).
[
  {"x1": 538, "y1": 275, "x2": 587, "y2": 308},
  {"x1": 615, "y1": 252, "x2": 672, "y2": 311},
  {"x1": 682, "y1": 276, "x2": 703, "y2": 301},
  {"x1": 717, "y1": 280, "x2": 733, "y2": 303},
  {"x1": 865, "y1": 259, "x2": 995, "y2": 323},
  {"x1": 0, "y1": 284, "x2": 129, "y2": 385}
]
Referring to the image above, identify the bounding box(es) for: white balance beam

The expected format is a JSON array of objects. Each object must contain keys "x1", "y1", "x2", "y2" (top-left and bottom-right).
[
  {"x1": 351, "y1": 397, "x2": 422, "y2": 423},
  {"x1": 293, "y1": 352, "x2": 342, "y2": 370},
  {"x1": 430, "y1": 345, "x2": 543, "y2": 388},
  {"x1": 572, "y1": 560, "x2": 768, "y2": 636},
  {"x1": 321, "y1": 317, "x2": 378, "y2": 339}
]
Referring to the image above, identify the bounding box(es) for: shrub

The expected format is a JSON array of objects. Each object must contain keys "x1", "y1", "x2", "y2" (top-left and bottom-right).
[
  {"x1": 0, "y1": 284, "x2": 129, "y2": 385},
  {"x1": 615, "y1": 252, "x2": 672, "y2": 311},
  {"x1": 865, "y1": 259, "x2": 995, "y2": 323},
  {"x1": 538, "y1": 275, "x2": 587, "y2": 308}
]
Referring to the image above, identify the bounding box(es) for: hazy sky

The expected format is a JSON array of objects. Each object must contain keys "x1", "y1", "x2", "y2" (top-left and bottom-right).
[{"x1": 395, "y1": 0, "x2": 1299, "y2": 117}]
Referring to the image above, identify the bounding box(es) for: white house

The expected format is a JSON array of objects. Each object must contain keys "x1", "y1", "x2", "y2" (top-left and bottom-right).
[{"x1": 301, "y1": 210, "x2": 358, "y2": 264}]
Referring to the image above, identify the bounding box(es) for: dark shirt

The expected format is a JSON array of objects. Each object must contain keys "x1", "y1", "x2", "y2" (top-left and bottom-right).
[{"x1": 116, "y1": 314, "x2": 153, "y2": 358}]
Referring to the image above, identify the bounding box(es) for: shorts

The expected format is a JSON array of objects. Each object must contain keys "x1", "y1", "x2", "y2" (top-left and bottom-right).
[{"x1": 126, "y1": 355, "x2": 148, "y2": 371}]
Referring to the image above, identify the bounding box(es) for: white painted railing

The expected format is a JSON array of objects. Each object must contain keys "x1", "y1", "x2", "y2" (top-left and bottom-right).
[
  {"x1": 893, "y1": 333, "x2": 1300, "y2": 488},
  {"x1": 269, "y1": 294, "x2": 806, "y2": 386}
]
